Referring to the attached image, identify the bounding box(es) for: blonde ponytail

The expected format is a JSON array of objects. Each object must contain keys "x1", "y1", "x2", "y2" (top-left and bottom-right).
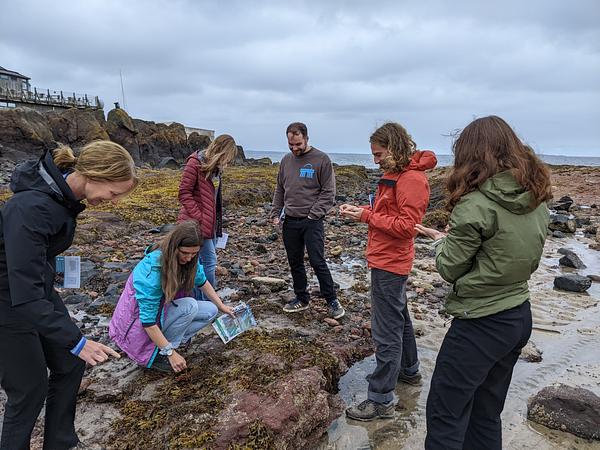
[
  {"x1": 52, "y1": 145, "x2": 78, "y2": 171},
  {"x1": 52, "y1": 140, "x2": 138, "y2": 188}
]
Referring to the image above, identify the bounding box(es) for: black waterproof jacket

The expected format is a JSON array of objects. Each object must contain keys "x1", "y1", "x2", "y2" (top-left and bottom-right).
[{"x1": 0, "y1": 151, "x2": 86, "y2": 349}]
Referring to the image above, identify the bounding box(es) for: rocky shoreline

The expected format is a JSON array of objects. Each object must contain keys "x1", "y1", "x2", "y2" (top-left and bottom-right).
[{"x1": 0, "y1": 121, "x2": 599, "y2": 448}]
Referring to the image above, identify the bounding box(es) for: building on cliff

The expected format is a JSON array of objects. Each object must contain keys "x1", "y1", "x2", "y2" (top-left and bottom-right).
[{"x1": 0, "y1": 66, "x2": 102, "y2": 112}]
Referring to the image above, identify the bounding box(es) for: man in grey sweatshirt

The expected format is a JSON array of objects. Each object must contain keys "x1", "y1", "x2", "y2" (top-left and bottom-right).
[{"x1": 270, "y1": 122, "x2": 344, "y2": 319}]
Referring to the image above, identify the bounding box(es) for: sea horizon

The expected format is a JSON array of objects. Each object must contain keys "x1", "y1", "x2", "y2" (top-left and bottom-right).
[{"x1": 245, "y1": 150, "x2": 600, "y2": 169}]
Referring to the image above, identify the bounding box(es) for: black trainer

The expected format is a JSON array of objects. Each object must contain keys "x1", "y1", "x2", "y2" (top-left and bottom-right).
[{"x1": 283, "y1": 298, "x2": 310, "y2": 313}]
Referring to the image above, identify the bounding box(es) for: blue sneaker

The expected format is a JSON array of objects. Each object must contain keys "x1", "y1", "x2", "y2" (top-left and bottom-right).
[{"x1": 283, "y1": 298, "x2": 309, "y2": 313}]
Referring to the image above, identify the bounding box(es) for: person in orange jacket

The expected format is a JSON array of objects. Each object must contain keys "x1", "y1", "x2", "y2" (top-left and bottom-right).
[{"x1": 340, "y1": 122, "x2": 437, "y2": 421}]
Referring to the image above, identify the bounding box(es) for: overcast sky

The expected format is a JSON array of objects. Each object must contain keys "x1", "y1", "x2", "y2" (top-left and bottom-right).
[{"x1": 1, "y1": 0, "x2": 599, "y2": 156}]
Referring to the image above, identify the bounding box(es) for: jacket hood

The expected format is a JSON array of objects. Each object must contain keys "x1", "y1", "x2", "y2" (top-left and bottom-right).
[
  {"x1": 405, "y1": 150, "x2": 437, "y2": 171},
  {"x1": 9, "y1": 151, "x2": 85, "y2": 215},
  {"x1": 479, "y1": 170, "x2": 535, "y2": 215}
]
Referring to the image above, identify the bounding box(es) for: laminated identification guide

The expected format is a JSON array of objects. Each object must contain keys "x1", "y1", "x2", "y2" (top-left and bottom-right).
[
  {"x1": 215, "y1": 232, "x2": 229, "y2": 249},
  {"x1": 212, "y1": 302, "x2": 257, "y2": 343},
  {"x1": 55, "y1": 256, "x2": 81, "y2": 288}
]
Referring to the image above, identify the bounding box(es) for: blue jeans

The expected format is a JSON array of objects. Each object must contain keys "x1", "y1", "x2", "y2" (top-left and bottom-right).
[
  {"x1": 197, "y1": 238, "x2": 217, "y2": 300},
  {"x1": 162, "y1": 297, "x2": 218, "y2": 347}
]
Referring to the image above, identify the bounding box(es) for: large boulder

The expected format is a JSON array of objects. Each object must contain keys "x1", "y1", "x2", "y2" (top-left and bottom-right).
[
  {"x1": 558, "y1": 250, "x2": 586, "y2": 269},
  {"x1": 212, "y1": 367, "x2": 343, "y2": 449},
  {"x1": 105, "y1": 108, "x2": 141, "y2": 164},
  {"x1": 553, "y1": 274, "x2": 592, "y2": 292},
  {"x1": 46, "y1": 108, "x2": 109, "y2": 146},
  {"x1": 527, "y1": 384, "x2": 600, "y2": 440},
  {"x1": 0, "y1": 107, "x2": 54, "y2": 158}
]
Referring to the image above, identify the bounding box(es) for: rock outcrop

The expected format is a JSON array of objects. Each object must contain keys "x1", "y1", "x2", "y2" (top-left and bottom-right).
[
  {"x1": 0, "y1": 108, "x2": 54, "y2": 158},
  {"x1": 0, "y1": 107, "x2": 203, "y2": 168},
  {"x1": 46, "y1": 108, "x2": 109, "y2": 146}
]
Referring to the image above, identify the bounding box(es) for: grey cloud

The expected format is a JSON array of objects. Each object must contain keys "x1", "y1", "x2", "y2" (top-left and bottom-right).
[{"x1": 1, "y1": 0, "x2": 598, "y2": 155}]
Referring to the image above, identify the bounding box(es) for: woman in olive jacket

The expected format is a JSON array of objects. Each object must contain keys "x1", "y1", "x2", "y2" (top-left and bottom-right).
[{"x1": 416, "y1": 116, "x2": 552, "y2": 450}]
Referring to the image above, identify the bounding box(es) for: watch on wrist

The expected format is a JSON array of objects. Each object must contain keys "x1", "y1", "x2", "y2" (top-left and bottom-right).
[{"x1": 159, "y1": 342, "x2": 174, "y2": 356}]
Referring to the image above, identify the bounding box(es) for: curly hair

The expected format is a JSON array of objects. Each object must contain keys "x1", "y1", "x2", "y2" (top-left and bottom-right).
[
  {"x1": 370, "y1": 122, "x2": 416, "y2": 173},
  {"x1": 446, "y1": 116, "x2": 553, "y2": 211}
]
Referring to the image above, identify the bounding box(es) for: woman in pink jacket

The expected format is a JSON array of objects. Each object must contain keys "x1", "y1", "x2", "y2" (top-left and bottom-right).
[{"x1": 178, "y1": 135, "x2": 238, "y2": 299}]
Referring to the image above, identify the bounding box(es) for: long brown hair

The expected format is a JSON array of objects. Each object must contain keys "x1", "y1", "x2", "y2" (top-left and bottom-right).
[
  {"x1": 201, "y1": 134, "x2": 237, "y2": 179},
  {"x1": 446, "y1": 116, "x2": 552, "y2": 210},
  {"x1": 158, "y1": 221, "x2": 203, "y2": 302},
  {"x1": 369, "y1": 122, "x2": 416, "y2": 173}
]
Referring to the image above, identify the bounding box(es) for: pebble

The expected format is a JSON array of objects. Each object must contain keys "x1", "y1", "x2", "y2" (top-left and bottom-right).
[{"x1": 324, "y1": 318, "x2": 340, "y2": 327}]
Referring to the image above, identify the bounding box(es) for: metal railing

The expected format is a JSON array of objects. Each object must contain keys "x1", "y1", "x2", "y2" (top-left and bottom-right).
[{"x1": 0, "y1": 86, "x2": 102, "y2": 109}]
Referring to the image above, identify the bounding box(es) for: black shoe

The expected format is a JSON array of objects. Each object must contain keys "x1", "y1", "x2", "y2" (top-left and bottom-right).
[
  {"x1": 283, "y1": 298, "x2": 310, "y2": 313},
  {"x1": 150, "y1": 354, "x2": 172, "y2": 373},
  {"x1": 328, "y1": 300, "x2": 345, "y2": 319},
  {"x1": 397, "y1": 371, "x2": 422, "y2": 385}
]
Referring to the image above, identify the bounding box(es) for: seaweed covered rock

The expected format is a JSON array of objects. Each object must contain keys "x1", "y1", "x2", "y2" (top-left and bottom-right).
[
  {"x1": 105, "y1": 329, "x2": 359, "y2": 450},
  {"x1": 213, "y1": 367, "x2": 342, "y2": 449}
]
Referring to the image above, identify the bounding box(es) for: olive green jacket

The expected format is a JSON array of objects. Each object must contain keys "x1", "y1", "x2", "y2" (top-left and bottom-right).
[{"x1": 435, "y1": 171, "x2": 549, "y2": 319}]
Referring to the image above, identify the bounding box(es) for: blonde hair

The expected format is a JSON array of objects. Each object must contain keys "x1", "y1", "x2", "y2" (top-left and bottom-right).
[
  {"x1": 158, "y1": 221, "x2": 203, "y2": 302},
  {"x1": 370, "y1": 122, "x2": 416, "y2": 173},
  {"x1": 52, "y1": 141, "x2": 138, "y2": 188},
  {"x1": 201, "y1": 134, "x2": 237, "y2": 179}
]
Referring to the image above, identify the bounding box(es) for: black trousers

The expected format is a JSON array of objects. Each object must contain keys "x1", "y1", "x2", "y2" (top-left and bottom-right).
[
  {"x1": 425, "y1": 301, "x2": 532, "y2": 450},
  {"x1": 282, "y1": 217, "x2": 336, "y2": 304},
  {"x1": 0, "y1": 321, "x2": 85, "y2": 450}
]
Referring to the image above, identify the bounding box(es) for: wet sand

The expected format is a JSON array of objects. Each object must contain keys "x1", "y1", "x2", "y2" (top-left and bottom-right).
[{"x1": 321, "y1": 233, "x2": 600, "y2": 450}]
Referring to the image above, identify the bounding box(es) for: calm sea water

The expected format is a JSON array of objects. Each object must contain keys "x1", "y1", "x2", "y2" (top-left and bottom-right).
[{"x1": 245, "y1": 150, "x2": 600, "y2": 169}]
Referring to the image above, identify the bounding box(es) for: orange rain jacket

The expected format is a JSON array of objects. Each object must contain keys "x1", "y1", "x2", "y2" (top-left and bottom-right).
[{"x1": 360, "y1": 150, "x2": 437, "y2": 275}]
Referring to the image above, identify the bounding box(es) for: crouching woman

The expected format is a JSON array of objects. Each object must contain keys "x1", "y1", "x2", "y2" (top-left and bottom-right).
[{"x1": 109, "y1": 221, "x2": 234, "y2": 373}]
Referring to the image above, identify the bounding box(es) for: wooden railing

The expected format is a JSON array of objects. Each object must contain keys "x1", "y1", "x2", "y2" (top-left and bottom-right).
[{"x1": 0, "y1": 86, "x2": 102, "y2": 110}]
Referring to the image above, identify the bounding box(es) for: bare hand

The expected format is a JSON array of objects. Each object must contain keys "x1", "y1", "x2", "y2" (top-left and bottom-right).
[
  {"x1": 78, "y1": 340, "x2": 121, "y2": 366},
  {"x1": 168, "y1": 351, "x2": 187, "y2": 372},
  {"x1": 220, "y1": 304, "x2": 236, "y2": 318},
  {"x1": 272, "y1": 217, "x2": 280, "y2": 226},
  {"x1": 339, "y1": 204, "x2": 363, "y2": 221},
  {"x1": 415, "y1": 224, "x2": 447, "y2": 241}
]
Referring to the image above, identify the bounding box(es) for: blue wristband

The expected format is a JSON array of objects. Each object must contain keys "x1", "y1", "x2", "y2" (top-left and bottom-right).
[{"x1": 70, "y1": 337, "x2": 87, "y2": 356}]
